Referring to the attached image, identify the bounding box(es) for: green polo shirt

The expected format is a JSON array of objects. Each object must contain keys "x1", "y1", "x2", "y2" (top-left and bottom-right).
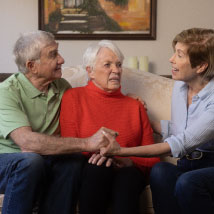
[{"x1": 0, "y1": 72, "x2": 71, "y2": 153}]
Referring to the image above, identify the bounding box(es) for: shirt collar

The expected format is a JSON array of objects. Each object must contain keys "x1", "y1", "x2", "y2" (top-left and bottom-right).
[
  {"x1": 198, "y1": 78, "x2": 214, "y2": 100},
  {"x1": 17, "y1": 73, "x2": 60, "y2": 99},
  {"x1": 179, "y1": 78, "x2": 214, "y2": 100},
  {"x1": 179, "y1": 81, "x2": 188, "y2": 94}
]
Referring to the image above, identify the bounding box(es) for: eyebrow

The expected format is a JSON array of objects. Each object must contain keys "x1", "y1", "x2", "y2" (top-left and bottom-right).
[
  {"x1": 177, "y1": 49, "x2": 186, "y2": 55},
  {"x1": 48, "y1": 49, "x2": 58, "y2": 57},
  {"x1": 49, "y1": 49, "x2": 58, "y2": 53}
]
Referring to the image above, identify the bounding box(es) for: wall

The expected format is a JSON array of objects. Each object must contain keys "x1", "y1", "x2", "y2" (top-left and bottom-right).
[{"x1": 1, "y1": 0, "x2": 214, "y2": 75}]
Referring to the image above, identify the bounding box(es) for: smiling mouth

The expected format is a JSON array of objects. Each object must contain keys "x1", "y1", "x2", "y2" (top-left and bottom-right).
[
  {"x1": 172, "y1": 67, "x2": 178, "y2": 72},
  {"x1": 172, "y1": 68, "x2": 179, "y2": 74}
]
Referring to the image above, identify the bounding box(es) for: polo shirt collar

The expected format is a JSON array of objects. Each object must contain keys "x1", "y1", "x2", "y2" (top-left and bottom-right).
[{"x1": 17, "y1": 73, "x2": 60, "y2": 99}]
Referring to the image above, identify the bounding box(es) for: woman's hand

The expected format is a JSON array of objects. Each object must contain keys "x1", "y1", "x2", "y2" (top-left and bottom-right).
[
  {"x1": 88, "y1": 153, "x2": 113, "y2": 167},
  {"x1": 126, "y1": 93, "x2": 147, "y2": 110},
  {"x1": 88, "y1": 153, "x2": 133, "y2": 169},
  {"x1": 113, "y1": 157, "x2": 134, "y2": 168}
]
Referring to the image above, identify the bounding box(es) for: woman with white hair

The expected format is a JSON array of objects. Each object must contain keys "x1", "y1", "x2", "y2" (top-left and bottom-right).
[{"x1": 60, "y1": 40, "x2": 159, "y2": 214}]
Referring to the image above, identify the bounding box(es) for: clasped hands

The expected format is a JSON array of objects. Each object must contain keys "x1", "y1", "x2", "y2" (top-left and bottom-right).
[{"x1": 87, "y1": 127, "x2": 133, "y2": 168}]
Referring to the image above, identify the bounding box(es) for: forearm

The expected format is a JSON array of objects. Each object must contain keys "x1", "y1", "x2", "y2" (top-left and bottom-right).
[
  {"x1": 23, "y1": 133, "x2": 86, "y2": 155},
  {"x1": 10, "y1": 126, "x2": 87, "y2": 155},
  {"x1": 116, "y1": 142, "x2": 171, "y2": 158}
]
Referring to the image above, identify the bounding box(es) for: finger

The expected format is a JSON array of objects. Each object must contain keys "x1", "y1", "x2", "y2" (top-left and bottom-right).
[
  {"x1": 97, "y1": 156, "x2": 107, "y2": 166},
  {"x1": 92, "y1": 154, "x2": 102, "y2": 164},
  {"x1": 102, "y1": 131, "x2": 117, "y2": 142},
  {"x1": 105, "y1": 158, "x2": 113, "y2": 167},
  {"x1": 137, "y1": 97, "x2": 143, "y2": 102},
  {"x1": 101, "y1": 127, "x2": 119, "y2": 137},
  {"x1": 143, "y1": 102, "x2": 147, "y2": 111},
  {"x1": 88, "y1": 153, "x2": 97, "y2": 164}
]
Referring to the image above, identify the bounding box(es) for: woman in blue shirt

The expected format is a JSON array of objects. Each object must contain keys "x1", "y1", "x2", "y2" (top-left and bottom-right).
[{"x1": 100, "y1": 28, "x2": 214, "y2": 214}]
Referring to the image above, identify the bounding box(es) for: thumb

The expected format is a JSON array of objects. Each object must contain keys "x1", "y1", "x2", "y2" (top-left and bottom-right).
[{"x1": 102, "y1": 131, "x2": 116, "y2": 142}]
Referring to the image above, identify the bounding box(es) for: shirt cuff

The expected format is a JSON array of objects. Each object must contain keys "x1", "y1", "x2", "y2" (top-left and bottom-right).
[{"x1": 165, "y1": 136, "x2": 186, "y2": 158}]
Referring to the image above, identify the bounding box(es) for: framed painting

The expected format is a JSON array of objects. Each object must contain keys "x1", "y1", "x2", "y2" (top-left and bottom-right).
[{"x1": 38, "y1": 0, "x2": 157, "y2": 40}]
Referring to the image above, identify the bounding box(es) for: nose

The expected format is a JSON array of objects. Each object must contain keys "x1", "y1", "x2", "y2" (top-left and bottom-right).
[
  {"x1": 169, "y1": 53, "x2": 175, "y2": 64},
  {"x1": 112, "y1": 64, "x2": 121, "y2": 74},
  {"x1": 58, "y1": 53, "x2": 65, "y2": 65}
]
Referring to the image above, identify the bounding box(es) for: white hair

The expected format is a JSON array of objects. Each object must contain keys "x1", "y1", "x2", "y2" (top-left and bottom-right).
[{"x1": 82, "y1": 40, "x2": 124, "y2": 69}]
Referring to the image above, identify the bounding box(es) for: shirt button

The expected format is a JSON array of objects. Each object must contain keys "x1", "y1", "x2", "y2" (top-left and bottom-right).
[{"x1": 192, "y1": 95, "x2": 199, "y2": 102}]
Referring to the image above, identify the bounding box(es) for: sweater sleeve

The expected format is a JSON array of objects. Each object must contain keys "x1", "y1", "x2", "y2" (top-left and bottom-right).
[
  {"x1": 60, "y1": 89, "x2": 78, "y2": 138},
  {"x1": 130, "y1": 103, "x2": 160, "y2": 174}
]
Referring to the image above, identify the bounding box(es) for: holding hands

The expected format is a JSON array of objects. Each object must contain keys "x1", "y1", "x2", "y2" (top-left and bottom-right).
[
  {"x1": 85, "y1": 127, "x2": 119, "y2": 152},
  {"x1": 100, "y1": 130, "x2": 121, "y2": 157},
  {"x1": 88, "y1": 129, "x2": 133, "y2": 168}
]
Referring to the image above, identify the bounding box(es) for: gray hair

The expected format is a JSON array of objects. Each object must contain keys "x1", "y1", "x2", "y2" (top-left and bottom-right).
[
  {"x1": 13, "y1": 31, "x2": 55, "y2": 73},
  {"x1": 82, "y1": 40, "x2": 124, "y2": 69}
]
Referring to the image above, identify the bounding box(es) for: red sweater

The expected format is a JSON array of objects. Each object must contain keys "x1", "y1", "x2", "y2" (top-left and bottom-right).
[{"x1": 60, "y1": 81, "x2": 160, "y2": 174}]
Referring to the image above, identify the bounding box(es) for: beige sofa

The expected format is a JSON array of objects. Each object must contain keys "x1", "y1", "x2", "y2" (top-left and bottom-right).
[{"x1": 0, "y1": 66, "x2": 176, "y2": 213}]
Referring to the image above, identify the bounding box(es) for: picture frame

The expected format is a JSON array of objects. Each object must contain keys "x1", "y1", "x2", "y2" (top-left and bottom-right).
[{"x1": 38, "y1": 0, "x2": 157, "y2": 40}]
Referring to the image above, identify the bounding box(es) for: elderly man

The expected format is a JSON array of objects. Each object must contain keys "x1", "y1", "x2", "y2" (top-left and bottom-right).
[{"x1": 0, "y1": 31, "x2": 117, "y2": 214}]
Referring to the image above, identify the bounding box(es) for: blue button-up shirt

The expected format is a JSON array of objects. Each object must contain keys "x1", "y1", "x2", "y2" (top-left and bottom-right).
[{"x1": 161, "y1": 79, "x2": 214, "y2": 158}]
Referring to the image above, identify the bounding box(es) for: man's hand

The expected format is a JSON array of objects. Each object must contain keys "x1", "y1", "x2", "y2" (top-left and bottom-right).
[
  {"x1": 85, "y1": 127, "x2": 118, "y2": 153},
  {"x1": 88, "y1": 153, "x2": 113, "y2": 167},
  {"x1": 100, "y1": 131, "x2": 121, "y2": 156},
  {"x1": 126, "y1": 93, "x2": 147, "y2": 110}
]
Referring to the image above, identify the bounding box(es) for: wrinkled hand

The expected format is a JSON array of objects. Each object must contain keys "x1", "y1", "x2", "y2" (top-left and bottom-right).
[
  {"x1": 113, "y1": 157, "x2": 133, "y2": 168},
  {"x1": 88, "y1": 153, "x2": 113, "y2": 167},
  {"x1": 126, "y1": 93, "x2": 147, "y2": 110},
  {"x1": 100, "y1": 131, "x2": 121, "y2": 156},
  {"x1": 85, "y1": 127, "x2": 118, "y2": 153}
]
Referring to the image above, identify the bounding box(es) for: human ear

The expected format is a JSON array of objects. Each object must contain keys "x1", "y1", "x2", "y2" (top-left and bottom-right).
[
  {"x1": 86, "y1": 66, "x2": 95, "y2": 79},
  {"x1": 196, "y1": 63, "x2": 208, "y2": 74},
  {"x1": 26, "y1": 60, "x2": 37, "y2": 73}
]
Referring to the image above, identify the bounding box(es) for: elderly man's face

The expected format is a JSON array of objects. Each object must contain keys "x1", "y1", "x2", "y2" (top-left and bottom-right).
[
  {"x1": 88, "y1": 47, "x2": 122, "y2": 93},
  {"x1": 35, "y1": 42, "x2": 64, "y2": 81}
]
